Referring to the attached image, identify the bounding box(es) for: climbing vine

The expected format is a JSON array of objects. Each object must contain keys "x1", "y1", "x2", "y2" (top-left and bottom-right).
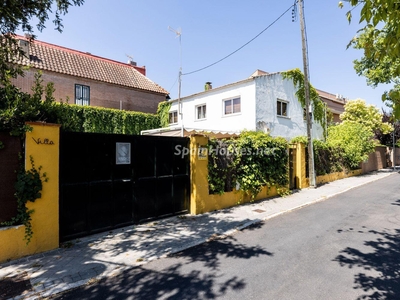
[
  {"x1": 281, "y1": 68, "x2": 331, "y2": 138},
  {"x1": 157, "y1": 101, "x2": 172, "y2": 128},
  {"x1": 208, "y1": 131, "x2": 289, "y2": 200},
  {"x1": 1, "y1": 156, "x2": 48, "y2": 244},
  {"x1": 208, "y1": 139, "x2": 236, "y2": 194}
]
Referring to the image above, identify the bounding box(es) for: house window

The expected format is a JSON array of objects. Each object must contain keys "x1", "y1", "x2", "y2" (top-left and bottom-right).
[
  {"x1": 75, "y1": 84, "x2": 90, "y2": 106},
  {"x1": 224, "y1": 97, "x2": 241, "y2": 115},
  {"x1": 196, "y1": 104, "x2": 207, "y2": 120},
  {"x1": 277, "y1": 99, "x2": 288, "y2": 117},
  {"x1": 169, "y1": 111, "x2": 178, "y2": 124}
]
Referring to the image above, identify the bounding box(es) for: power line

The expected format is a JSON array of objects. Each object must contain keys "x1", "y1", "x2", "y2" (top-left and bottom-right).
[
  {"x1": 182, "y1": 4, "x2": 295, "y2": 76},
  {"x1": 168, "y1": 74, "x2": 179, "y2": 94}
]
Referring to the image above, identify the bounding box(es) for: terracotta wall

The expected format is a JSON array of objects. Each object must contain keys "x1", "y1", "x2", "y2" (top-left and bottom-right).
[{"x1": 361, "y1": 146, "x2": 388, "y2": 173}]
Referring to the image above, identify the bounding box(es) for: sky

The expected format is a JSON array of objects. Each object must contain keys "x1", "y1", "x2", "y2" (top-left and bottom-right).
[{"x1": 19, "y1": 0, "x2": 392, "y2": 110}]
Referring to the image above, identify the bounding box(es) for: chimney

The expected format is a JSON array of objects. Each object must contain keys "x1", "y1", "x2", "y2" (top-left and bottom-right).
[
  {"x1": 133, "y1": 65, "x2": 146, "y2": 76},
  {"x1": 205, "y1": 82, "x2": 212, "y2": 91},
  {"x1": 18, "y1": 39, "x2": 30, "y2": 58},
  {"x1": 128, "y1": 59, "x2": 137, "y2": 66}
]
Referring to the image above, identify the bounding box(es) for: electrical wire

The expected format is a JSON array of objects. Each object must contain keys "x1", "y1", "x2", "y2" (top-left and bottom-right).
[
  {"x1": 168, "y1": 74, "x2": 179, "y2": 94},
  {"x1": 182, "y1": 3, "x2": 295, "y2": 76}
]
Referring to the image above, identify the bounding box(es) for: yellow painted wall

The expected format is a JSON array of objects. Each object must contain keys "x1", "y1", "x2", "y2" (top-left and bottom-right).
[
  {"x1": 294, "y1": 143, "x2": 308, "y2": 189},
  {"x1": 316, "y1": 169, "x2": 362, "y2": 185},
  {"x1": 190, "y1": 135, "x2": 209, "y2": 215},
  {"x1": 190, "y1": 135, "x2": 278, "y2": 215},
  {"x1": 201, "y1": 185, "x2": 278, "y2": 214},
  {"x1": 0, "y1": 122, "x2": 60, "y2": 263},
  {"x1": 292, "y1": 142, "x2": 363, "y2": 188}
]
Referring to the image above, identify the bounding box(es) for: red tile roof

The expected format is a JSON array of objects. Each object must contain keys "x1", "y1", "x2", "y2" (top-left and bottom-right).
[
  {"x1": 316, "y1": 89, "x2": 347, "y2": 104},
  {"x1": 15, "y1": 36, "x2": 168, "y2": 95}
]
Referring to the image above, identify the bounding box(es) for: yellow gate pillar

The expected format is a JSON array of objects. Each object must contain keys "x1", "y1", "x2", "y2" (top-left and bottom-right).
[
  {"x1": 190, "y1": 135, "x2": 209, "y2": 215},
  {"x1": 25, "y1": 122, "x2": 60, "y2": 252},
  {"x1": 0, "y1": 122, "x2": 60, "y2": 263},
  {"x1": 295, "y1": 142, "x2": 308, "y2": 189}
]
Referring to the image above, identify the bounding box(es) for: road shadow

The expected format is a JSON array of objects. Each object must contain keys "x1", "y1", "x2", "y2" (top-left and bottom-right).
[
  {"x1": 334, "y1": 228, "x2": 400, "y2": 299},
  {"x1": 0, "y1": 212, "x2": 271, "y2": 299},
  {"x1": 0, "y1": 271, "x2": 32, "y2": 299},
  {"x1": 52, "y1": 236, "x2": 273, "y2": 299},
  {"x1": 392, "y1": 199, "x2": 400, "y2": 206},
  {"x1": 170, "y1": 235, "x2": 273, "y2": 271}
]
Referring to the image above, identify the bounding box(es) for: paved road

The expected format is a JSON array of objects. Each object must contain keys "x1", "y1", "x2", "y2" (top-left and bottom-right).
[{"x1": 51, "y1": 173, "x2": 400, "y2": 300}]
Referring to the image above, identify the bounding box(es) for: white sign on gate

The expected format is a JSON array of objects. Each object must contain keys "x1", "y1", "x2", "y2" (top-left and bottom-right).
[{"x1": 116, "y1": 142, "x2": 131, "y2": 165}]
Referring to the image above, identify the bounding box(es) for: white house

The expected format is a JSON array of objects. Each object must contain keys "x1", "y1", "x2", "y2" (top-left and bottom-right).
[{"x1": 143, "y1": 71, "x2": 345, "y2": 140}]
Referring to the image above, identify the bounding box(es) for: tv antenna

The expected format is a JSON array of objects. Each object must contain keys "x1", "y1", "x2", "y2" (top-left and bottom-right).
[{"x1": 168, "y1": 26, "x2": 183, "y2": 136}]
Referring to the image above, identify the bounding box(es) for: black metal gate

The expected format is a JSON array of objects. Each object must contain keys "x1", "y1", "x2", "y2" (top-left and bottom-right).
[
  {"x1": 289, "y1": 147, "x2": 296, "y2": 189},
  {"x1": 59, "y1": 132, "x2": 190, "y2": 242}
]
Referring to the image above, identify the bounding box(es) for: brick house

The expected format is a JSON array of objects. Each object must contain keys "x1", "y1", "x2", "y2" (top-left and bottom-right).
[
  {"x1": 316, "y1": 89, "x2": 347, "y2": 123},
  {"x1": 11, "y1": 36, "x2": 168, "y2": 113}
]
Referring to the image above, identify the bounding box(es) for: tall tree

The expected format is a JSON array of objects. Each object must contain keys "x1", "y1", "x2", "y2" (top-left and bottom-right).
[
  {"x1": 375, "y1": 110, "x2": 400, "y2": 146},
  {"x1": 339, "y1": 0, "x2": 400, "y2": 118},
  {"x1": 327, "y1": 122, "x2": 375, "y2": 169},
  {"x1": 0, "y1": 0, "x2": 84, "y2": 82},
  {"x1": 340, "y1": 98, "x2": 392, "y2": 134}
]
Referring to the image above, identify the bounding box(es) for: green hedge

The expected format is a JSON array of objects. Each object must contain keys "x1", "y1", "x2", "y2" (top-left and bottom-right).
[
  {"x1": 0, "y1": 72, "x2": 161, "y2": 136},
  {"x1": 47, "y1": 102, "x2": 160, "y2": 135}
]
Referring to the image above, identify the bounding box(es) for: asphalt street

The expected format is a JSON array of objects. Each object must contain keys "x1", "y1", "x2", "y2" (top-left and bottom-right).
[{"x1": 51, "y1": 172, "x2": 400, "y2": 300}]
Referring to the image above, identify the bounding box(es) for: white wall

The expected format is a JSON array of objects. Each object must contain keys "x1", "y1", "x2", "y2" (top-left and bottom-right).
[
  {"x1": 255, "y1": 73, "x2": 323, "y2": 140},
  {"x1": 168, "y1": 73, "x2": 324, "y2": 140},
  {"x1": 169, "y1": 80, "x2": 257, "y2": 132}
]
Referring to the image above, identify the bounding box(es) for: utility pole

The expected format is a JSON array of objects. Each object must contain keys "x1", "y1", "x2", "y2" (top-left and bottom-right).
[
  {"x1": 393, "y1": 126, "x2": 396, "y2": 171},
  {"x1": 298, "y1": 0, "x2": 316, "y2": 187}
]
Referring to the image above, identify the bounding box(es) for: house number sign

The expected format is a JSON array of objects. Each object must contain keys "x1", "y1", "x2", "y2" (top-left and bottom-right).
[
  {"x1": 116, "y1": 142, "x2": 131, "y2": 165},
  {"x1": 198, "y1": 147, "x2": 207, "y2": 160},
  {"x1": 32, "y1": 137, "x2": 55, "y2": 145}
]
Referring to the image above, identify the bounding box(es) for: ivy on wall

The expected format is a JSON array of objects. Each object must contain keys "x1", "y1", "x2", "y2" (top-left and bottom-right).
[
  {"x1": 1, "y1": 156, "x2": 48, "y2": 243},
  {"x1": 208, "y1": 131, "x2": 289, "y2": 200},
  {"x1": 157, "y1": 101, "x2": 172, "y2": 128},
  {"x1": 281, "y1": 68, "x2": 332, "y2": 138}
]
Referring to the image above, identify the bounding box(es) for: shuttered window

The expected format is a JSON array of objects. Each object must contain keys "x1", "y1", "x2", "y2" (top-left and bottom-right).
[
  {"x1": 75, "y1": 84, "x2": 90, "y2": 106},
  {"x1": 169, "y1": 111, "x2": 178, "y2": 124},
  {"x1": 196, "y1": 104, "x2": 207, "y2": 120},
  {"x1": 224, "y1": 97, "x2": 241, "y2": 115}
]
